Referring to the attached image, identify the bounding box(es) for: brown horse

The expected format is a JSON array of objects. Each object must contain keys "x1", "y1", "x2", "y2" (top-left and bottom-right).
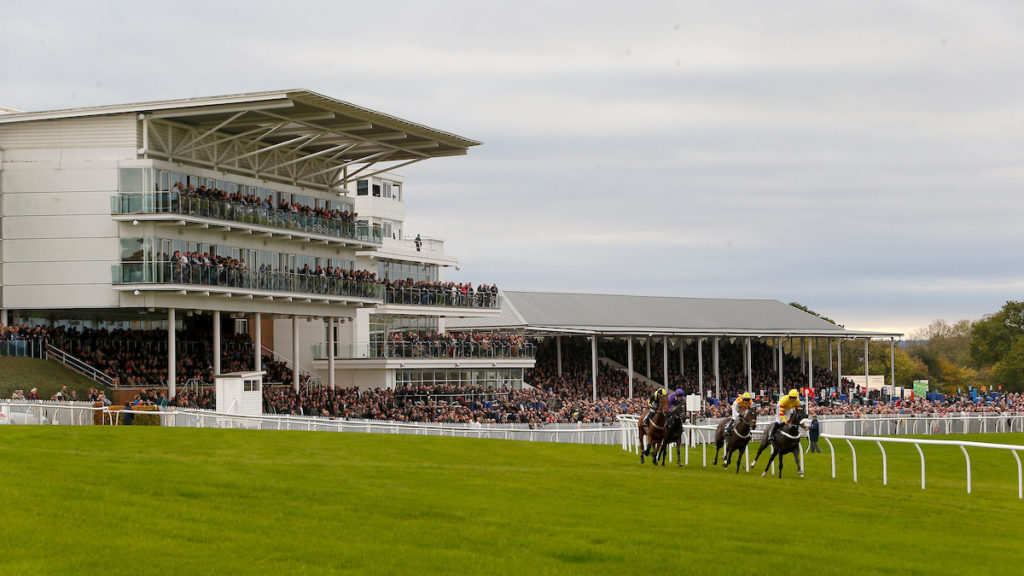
[
  {"x1": 753, "y1": 409, "x2": 810, "y2": 478},
  {"x1": 712, "y1": 410, "x2": 758, "y2": 473},
  {"x1": 638, "y1": 394, "x2": 670, "y2": 465}
]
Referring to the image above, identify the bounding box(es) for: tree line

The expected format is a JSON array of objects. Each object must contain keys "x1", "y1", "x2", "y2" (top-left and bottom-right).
[{"x1": 793, "y1": 301, "x2": 1024, "y2": 394}]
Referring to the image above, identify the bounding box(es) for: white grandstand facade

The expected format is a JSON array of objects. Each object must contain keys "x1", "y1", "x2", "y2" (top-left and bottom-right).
[{"x1": 0, "y1": 90, "x2": 532, "y2": 397}]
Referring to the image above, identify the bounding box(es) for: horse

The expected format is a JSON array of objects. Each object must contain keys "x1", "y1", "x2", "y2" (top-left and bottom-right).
[
  {"x1": 655, "y1": 403, "x2": 689, "y2": 466},
  {"x1": 753, "y1": 408, "x2": 811, "y2": 478},
  {"x1": 638, "y1": 394, "x2": 670, "y2": 465},
  {"x1": 712, "y1": 409, "x2": 758, "y2": 473}
]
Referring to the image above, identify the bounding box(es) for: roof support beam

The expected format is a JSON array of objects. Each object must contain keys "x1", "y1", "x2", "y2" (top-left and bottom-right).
[
  {"x1": 150, "y1": 100, "x2": 293, "y2": 120},
  {"x1": 173, "y1": 110, "x2": 248, "y2": 155}
]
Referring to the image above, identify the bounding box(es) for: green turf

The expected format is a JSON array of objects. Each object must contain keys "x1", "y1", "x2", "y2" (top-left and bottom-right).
[
  {"x1": 0, "y1": 356, "x2": 106, "y2": 399},
  {"x1": 0, "y1": 427, "x2": 1020, "y2": 575}
]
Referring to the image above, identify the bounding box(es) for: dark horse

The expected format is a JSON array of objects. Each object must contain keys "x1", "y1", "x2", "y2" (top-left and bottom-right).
[
  {"x1": 753, "y1": 409, "x2": 810, "y2": 478},
  {"x1": 655, "y1": 404, "x2": 689, "y2": 466},
  {"x1": 712, "y1": 410, "x2": 758, "y2": 473},
  {"x1": 638, "y1": 394, "x2": 670, "y2": 464}
]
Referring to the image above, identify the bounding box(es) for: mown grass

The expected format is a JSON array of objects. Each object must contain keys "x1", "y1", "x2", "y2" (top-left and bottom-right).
[
  {"x1": 0, "y1": 357, "x2": 105, "y2": 399},
  {"x1": 0, "y1": 427, "x2": 1020, "y2": 575}
]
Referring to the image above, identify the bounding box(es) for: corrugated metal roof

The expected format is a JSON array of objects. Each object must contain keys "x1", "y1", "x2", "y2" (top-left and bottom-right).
[{"x1": 448, "y1": 291, "x2": 900, "y2": 338}]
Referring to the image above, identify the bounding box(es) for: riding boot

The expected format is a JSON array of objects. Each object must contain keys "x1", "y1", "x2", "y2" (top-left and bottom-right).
[
  {"x1": 768, "y1": 422, "x2": 779, "y2": 443},
  {"x1": 725, "y1": 421, "x2": 735, "y2": 437}
]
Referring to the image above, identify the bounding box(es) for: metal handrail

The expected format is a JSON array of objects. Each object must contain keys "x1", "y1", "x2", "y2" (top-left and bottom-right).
[
  {"x1": 112, "y1": 262, "x2": 384, "y2": 301},
  {"x1": 111, "y1": 192, "x2": 383, "y2": 244},
  {"x1": 260, "y1": 345, "x2": 318, "y2": 385},
  {"x1": 311, "y1": 341, "x2": 536, "y2": 360},
  {"x1": 45, "y1": 344, "x2": 117, "y2": 387}
]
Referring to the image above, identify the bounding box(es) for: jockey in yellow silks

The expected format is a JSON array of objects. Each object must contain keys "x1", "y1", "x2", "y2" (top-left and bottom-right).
[
  {"x1": 725, "y1": 392, "x2": 754, "y2": 437},
  {"x1": 767, "y1": 389, "x2": 801, "y2": 442}
]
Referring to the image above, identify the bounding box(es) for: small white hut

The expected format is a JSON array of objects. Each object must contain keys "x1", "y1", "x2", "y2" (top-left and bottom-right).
[{"x1": 215, "y1": 371, "x2": 265, "y2": 416}]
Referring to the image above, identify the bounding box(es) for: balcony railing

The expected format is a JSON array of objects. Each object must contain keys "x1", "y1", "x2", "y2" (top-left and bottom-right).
[
  {"x1": 112, "y1": 262, "x2": 384, "y2": 301},
  {"x1": 383, "y1": 286, "x2": 500, "y2": 309},
  {"x1": 313, "y1": 341, "x2": 536, "y2": 360},
  {"x1": 111, "y1": 192, "x2": 382, "y2": 244}
]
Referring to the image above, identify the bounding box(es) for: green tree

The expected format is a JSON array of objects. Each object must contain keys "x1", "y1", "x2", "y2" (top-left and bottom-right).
[
  {"x1": 970, "y1": 301, "x2": 1024, "y2": 367},
  {"x1": 990, "y1": 337, "x2": 1024, "y2": 392}
]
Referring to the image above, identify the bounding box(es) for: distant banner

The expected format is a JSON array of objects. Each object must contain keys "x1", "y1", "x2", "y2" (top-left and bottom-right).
[{"x1": 913, "y1": 380, "x2": 929, "y2": 396}]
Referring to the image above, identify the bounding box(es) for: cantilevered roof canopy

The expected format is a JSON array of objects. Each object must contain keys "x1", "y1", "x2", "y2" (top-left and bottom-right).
[
  {"x1": 448, "y1": 291, "x2": 901, "y2": 339},
  {"x1": 0, "y1": 89, "x2": 480, "y2": 189}
]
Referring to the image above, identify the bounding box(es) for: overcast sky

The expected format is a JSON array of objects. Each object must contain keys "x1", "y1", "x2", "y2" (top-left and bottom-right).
[{"x1": 3, "y1": 1, "x2": 1023, "y2": 336}]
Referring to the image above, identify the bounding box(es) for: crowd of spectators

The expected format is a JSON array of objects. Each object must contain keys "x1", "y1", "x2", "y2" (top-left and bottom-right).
[
  {"x1": 172, "y1": 182, "x2": 360, "y2": 228},
  {"x1": 151, "y1": 250, "x2": 498, "y2": 308},
  {"x1": 380, "y1": 331, "x2": 533, "y2": 358},
  {"x1": 261, "y1": 383, "x2": 641, "y2": 424},
  {"x1": 1, "y1": 323, "x2": 49, "y2": 341},
  {"x1": 23, "y1": 324, "x2": 299, "y2": 389}
]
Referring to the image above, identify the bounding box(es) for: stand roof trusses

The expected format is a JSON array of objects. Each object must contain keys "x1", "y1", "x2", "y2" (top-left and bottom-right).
[{"x1": 0, "y1": 89, "x2": 481, "y2": 191}]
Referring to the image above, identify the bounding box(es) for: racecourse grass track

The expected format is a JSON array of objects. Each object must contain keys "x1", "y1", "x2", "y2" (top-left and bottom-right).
[{"x1": 1, "y1": 427, "x2": 1021, "y2": 575}]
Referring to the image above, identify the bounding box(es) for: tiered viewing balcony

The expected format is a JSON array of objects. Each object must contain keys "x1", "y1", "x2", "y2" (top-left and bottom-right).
[
  {"x1": 312, "y1": 341, "x2": 536, "y2": 360},
  {"x1": 112, "y1": 262, "x2": 502, "y2": 310},
  {"x1": 111, "y1": 192, "x2": 383, "y2": 247},
  {"x1": 112, "y1": 262, "x2": 383, "y2": 303}
]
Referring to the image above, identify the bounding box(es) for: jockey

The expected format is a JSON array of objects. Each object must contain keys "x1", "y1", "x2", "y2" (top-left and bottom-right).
[
  {"x1": 642, "y1": 388, "x2": 668, "y2": 428},
  {"x1": 667, "y1": 388, "x2": 686, "y2": 411},
  {"x1": 724, "y1": 392, "x2": 754, "y2": 437},
  {"x1": 768, "y1": 389, "x2": 801, "y2": 443}
]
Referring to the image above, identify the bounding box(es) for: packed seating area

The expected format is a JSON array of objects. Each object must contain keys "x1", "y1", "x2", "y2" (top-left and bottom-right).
[
  {"x1": 261, "y1": 384, "x2": 643, "y2": 424},
  {"x1": 5, "y1": 323, "x2": 1023, "y2": 423},
  {"x1": 8, "y1": 324, "x2": 299, "y2": 389}
]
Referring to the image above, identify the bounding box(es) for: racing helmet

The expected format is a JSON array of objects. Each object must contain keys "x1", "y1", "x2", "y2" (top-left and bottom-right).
[
  {"x1": 788, "y1": 389, "x2": 799, "y2": 398},
  {"x1": 741, "y1": 392, "x2": 753, "y2": 400}
]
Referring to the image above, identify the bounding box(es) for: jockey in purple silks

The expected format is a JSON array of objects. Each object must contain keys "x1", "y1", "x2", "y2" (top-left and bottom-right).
[{"x1": 667, "y1": 388, "x2": 686, "y2": 412}]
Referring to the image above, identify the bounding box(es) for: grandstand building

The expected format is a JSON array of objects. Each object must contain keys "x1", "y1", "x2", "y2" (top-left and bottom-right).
[{"x1": 0, "y1": 90, "x2": 529, "y2": 396}]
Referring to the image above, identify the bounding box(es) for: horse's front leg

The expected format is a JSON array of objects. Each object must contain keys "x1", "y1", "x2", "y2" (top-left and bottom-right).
[
  {"x1": 676, "y1": 441, "x2": 682, "y2": 467},
  {"x1": 761, "y1": 451, "x2": 776, "y2": 478},
  {"x1": 794, "y1": 449, "x2": 803, "y2": 478}
]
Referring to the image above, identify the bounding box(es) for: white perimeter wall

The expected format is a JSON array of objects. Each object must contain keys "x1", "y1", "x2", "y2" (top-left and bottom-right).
[{"x1": 0, "y1": 115, "x2": 138, "y2": 309}]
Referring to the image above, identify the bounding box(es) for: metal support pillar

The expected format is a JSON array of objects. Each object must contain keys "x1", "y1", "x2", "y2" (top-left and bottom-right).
[
  {"x1": 663, "y1": 336, "x2": 669, "y2": 389},
  {"x1": 556, "y1": 336, "x2": 563, "y2": 377},
  {"x1": 627, "y1": 336, "x2": 634, "y2": 399},
  {"x1": 591, "y1": 336, "x2": 598, "y2": 401},
  {"x1": 808, "y1": 337, "x2": 814, "y2": 391},
  {"x1": 890, "y1": 337, "x2": 896, "y2": 400},
  {"x1": 327, "y1": 317, "x2": 336, "y2": 389},
  {"x1": 679, "y1": 338, "x2": 684, "y2": 382},
  {"x1": 167, "y1": 308, "x2": 176, "y2": 400},
  {"x1": 646, "y1": 338, "x2": 651, "y2": 379},
  {"x1": 254, "y1": 312, "x2": 262, "y2": 372},
  {"x1": 292, "y1": 315, "x2": 300, "y2": 392},
  {"x1": 698, "y1": 338, "x2": 704, "y2": 400},
  {"x1": 864, "y1": 338, "x2": 870, "y2": 399},
  {"x1": 746, "y1": 337, "x2": 752, "y2": 393},
  {"x1": 213, "y1": 310, "x2": 221, "y2": 376},
  {"x1": 778, "y1": 338, "x2": 784, "y2": 395},
  {"x1": 713, "y1": 336, "x2": 720, "y2": 399},
  {"x1": 837, "y1": 338, "x2": 843, "y2": 397}
]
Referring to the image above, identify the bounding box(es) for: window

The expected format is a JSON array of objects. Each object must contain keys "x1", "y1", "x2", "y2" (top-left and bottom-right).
[
  {"x1": 393, "y1": 184, "x2": 401, "y2": 201},
  {"x1": 243, "y1": 379, "x2": 260, "y2": 392},
  {"x1": 357, "y1": 180, "x2": 369, "y2": 196},
  {"x1": 383, "y1": 182, "x2": 392, "y2": 199},
  {"x1": 372, "y1": 183, "x2": 381, "y2": 197}
]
